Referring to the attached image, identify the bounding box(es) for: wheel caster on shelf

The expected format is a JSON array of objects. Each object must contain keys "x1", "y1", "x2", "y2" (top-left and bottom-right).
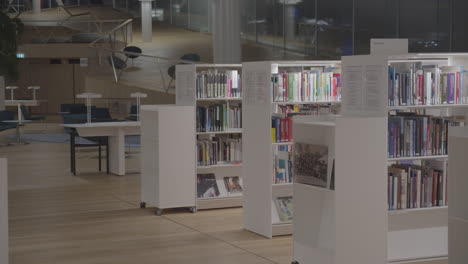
[
  {"x1": 139, "y1": 202, "x2": 146, "y2": 209},
  {"x1": 155, "y1": 209, "x2": 163, "y2": 216},
  {"x1": 291, "y1": 261, "x2": 299, "y2": 264},
  {"x1": 189, "y1": 207, "x2": 197, "y2": 213}
]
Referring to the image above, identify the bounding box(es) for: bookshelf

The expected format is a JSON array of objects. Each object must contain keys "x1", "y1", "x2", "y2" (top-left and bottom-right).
[
  {"x1": 176, "y1": 64, "x2": 244, "y2": 210},
  {"x1": 0, "y1": 158, "x2": 7, "y2": 264},
  {"x1": 291, "y1": 53, "x2": 468, "y2": 264},
  {"x1": 140, "y1": 105, "x2": 196, "y2": 215},
  {"x1": 242, "y1": 61, "x2": 341, "y2": 238},
  {"x1": 448, "y1": 125, "x2": 468, "y2": 264}
]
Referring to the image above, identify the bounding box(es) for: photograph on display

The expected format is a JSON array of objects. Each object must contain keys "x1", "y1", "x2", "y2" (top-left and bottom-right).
[
  {"x1": 197, "y1": 173, "x2": 220, "y2": 198},
  {"x1": 274, "y1": 196, "x2": 293, "y2": 222},
  {"x1": 223, "y1": 176, "x2": 243, "y2": 195},
  {"x1": 294, "y1": 143, "x2": 329, "y2": 188}
]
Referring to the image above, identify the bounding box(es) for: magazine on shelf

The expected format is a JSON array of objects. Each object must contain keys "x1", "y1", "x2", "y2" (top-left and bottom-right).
[
  {"x1": 274, "y1": 196, "x2": 293, "y2": 222},
  {"x1": 293, "y1": 143, "x2": 329, "y2": 188},
  {"x1": 223, "y1": 176, "x2": 243, "y2": 195},
  {"x1": 197, "y1": 173, "x2": 220, "y2": 198}
]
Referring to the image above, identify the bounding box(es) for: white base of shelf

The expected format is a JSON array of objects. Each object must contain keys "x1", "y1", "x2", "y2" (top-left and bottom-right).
[
  {"x1": 388, "y1": 155, "x2": 448, "y2": 161},
  {"x1": 389, "y1": 104, "x2": 468, "y2": 110},
  {"x1": 197, "y1": 163, "x2": 242, "y2": 169},
  {"x1": 272, "y1": 223, "x2": 292, "y2": 236},
  {"x1": 197, "y1": 196, "x2": 242, "y2": 210},
  {"x1": 388, "y1": 206, "x2": 447, "y2": 216}
]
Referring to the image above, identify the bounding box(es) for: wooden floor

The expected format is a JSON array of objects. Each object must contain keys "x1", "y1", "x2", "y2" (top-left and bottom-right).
[{"x1": 4, "y1": 124, "x2": 448, "y2": 264}]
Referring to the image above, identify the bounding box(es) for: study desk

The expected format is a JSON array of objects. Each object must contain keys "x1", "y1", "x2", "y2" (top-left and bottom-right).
[{"x1": 63, "y1": 121, "x2": 141, "y2": 176}]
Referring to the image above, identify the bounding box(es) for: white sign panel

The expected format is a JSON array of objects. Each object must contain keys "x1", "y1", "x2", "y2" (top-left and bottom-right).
[
  {"x1": 341, "y1": 55, "x2": 388, "y2": 117},
  {"x1": 371, "y1": 39, "x2": 408, "y2": 56}
]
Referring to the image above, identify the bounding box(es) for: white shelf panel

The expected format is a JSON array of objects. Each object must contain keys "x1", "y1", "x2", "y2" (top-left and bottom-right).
[
  {"x1": 388, "y1": 206, "x2": 448, "y2": 216},
  {"x1": 197, "y1": 97, "x2": 242, "y2": 101},
  {"x1": 197, "y1": 163, "x2": 242, "y2": 169},
  {"x1": 387, "y1": 226, "x2": 448, "y2": 263},
  {"x1": 387, "y1": 155, "x2": 448, "y2": 161},
  {"x1": 196, "y1": 129, "x2": 242, "y2": 135},
  {"x1": 272, "y1": 222, "x2": 293, "y2": 236},
  {"x1": 273, "y1": 101, "x2": 340, "y2": 106},
  {"x1": 196, "y1": 196, "x2": 242, "y2": 210},
  {"x1": 272, "y1": 142, "x2": 294, "y2": 146},
  {"x1": 389, "y1": 104, "x2": 468, "y2": 110}
]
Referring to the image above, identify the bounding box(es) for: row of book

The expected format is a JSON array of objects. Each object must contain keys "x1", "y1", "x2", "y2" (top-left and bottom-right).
[
  {"x1": 272, "y1": 68, "x2": 341, "y2": 103},
  {"x1": 197, "y1": 137, "x2": 242, "y2": 167},
  {"x1": 271, "y1": 105, "x2": 311, "y2": 143},
  {"x1": 388, "y1": 63, "x2": 468, "y2": 106},
  {"x1": 388, "y1": 161, "x2": 447, "y2": 210},
  {"x1": 196, "y1": 103, "x2": 242, "y2": 132},
  {"x1": 273, "y1": 145, "x2": 293, "y2": 184},
  {"x1": 196, "y1": 70, "x2": 241, "y2": 99},
  {"x1": 197, "y1": 173, "x2": 243, "y2": 198},
  {"x1": 388, "y1": 113, "x2": 462, "y2": 158}
]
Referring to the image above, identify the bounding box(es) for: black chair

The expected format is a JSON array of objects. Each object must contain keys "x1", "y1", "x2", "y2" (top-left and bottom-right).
[
  {"x1": 20, "y1": 105, "x2": 46, "y2": 121},
  {"x1": 91, "y1": 107, "x2": 117, "y2": 122},
  {"x1": 167, "y1": 53, "x2": 201, "y2": 89},
  {"x1": 126, "y1": 105, "x2": 138, "y2": 121},
  {"x1": 123, "y1": 46, "x2": 142, "y2": 66},
  {"x1": 0, "y1": 110, "x2": 18, "y2": 131},
  {"x1": 60, "y1": 104, "x2": 86, "y2": 114}
]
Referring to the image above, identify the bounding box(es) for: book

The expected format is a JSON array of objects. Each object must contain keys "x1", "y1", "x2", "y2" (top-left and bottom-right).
[
  {"x1": 271, "y1": 68, "x2": 341, "y2": 103},
  {"x1": 293, "y1": 143, "x2": 329, "y2": 188},
  {"x1": 274, "y1": 196, "x2": 293, "y2": 222},
  {"x1": 273, "y1": 145, "x2": 293, "y2": 184},
  {"x1": 197, "y1": 135, "x2": 242, "y2": 166},
  {"x1": 388, "y1": 113, "x2": 463, "y2": 158},
  {"x1": 223, "y1": 176, "x2": 243, "y2": 195},
  {"x1": 197, "y1": 103, "x2": 241, "y2": 132},
  {"x1": 196, "y1": 70, "x2": 241, "y2": 99},
  {"x1": 388, "y1": 160, "x2": 447, "y2": 210},
  {"x1": 389, "y1": 63, "x2": 468, "y2": 106},
  {"x1": 197, "y1": 173, "x2": 220, "y2": 198}
]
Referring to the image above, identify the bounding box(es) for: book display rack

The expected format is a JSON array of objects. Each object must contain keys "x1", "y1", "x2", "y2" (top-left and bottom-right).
[
  {"x1": 242, "y1": 61, "x2": 341, "y2": 238},
  {"x1": 176, "y1": 64, "x2": 244, "y2": 210},
  {"x1": 292, "y1": 53, "x2": 468, "y2": 264}
]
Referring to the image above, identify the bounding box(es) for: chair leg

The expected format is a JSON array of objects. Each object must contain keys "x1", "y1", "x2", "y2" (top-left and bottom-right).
[
  {"x1": 106, "y1": 137, "x2": 110, "y2": 174},
  {"x1": 98, "y1": 140, "x2": 102, "y2": 172}
]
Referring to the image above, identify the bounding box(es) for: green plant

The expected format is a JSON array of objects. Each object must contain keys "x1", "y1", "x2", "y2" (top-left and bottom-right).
[{"x1": 0, "y1": 8, "x2": 24, "y2": 81}]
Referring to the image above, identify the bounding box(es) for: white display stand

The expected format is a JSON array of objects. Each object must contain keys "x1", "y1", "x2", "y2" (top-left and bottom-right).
[
  {"x1": 0, "y1": 158, "x2": 8, "y2": 264},
  {"x1": 140, "y1": 105, "x2": 196, "y2": 215},
  {"x1": 27, "y1": 86, "x2": 40, "y2": 100},
  {"x1": 448, "y1": 125, "x2": 468, "y2": 264},
  {"x1": 292, "y1": 116, "x2": 387, "y2": 264},
  {"x1": 242, "y1": 61, "x2": 341, "y2": 238},
  {"x1": 176, "y1": 64, "x2": 244, "y2": 210},
  {"x1": 292, "y1": 53, "x2": 468, "y2": 264}
]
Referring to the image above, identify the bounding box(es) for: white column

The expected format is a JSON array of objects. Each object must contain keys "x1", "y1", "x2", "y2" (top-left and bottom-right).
[
  {"x1": 0, "y1": 77, "x2": 5, "y2": 111},
  {"x1": 140, "y1": 0, "x2": 154, "y2": 43},
  {"x1": 32, "y1": 0, "x2": 41, "y2": 14},
  {"x1": 211, "y1": 0, "x2": 241, "y2": 64},
  {"x1": 284, "y1": 4, "x2": 295, "y2": 41}
]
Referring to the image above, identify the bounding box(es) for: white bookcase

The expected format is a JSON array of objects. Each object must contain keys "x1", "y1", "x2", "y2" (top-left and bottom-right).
[
  {"x1": 0, "y1": 158, "x2": 8, "y2": 264},
  {"x1": 176, "y1": 64, "x2": 244, "y2": 210},
  {"x1": 140, "y1": 105, "x2": 196, "y2": 215},
  {"x1": 448, "y1": 125, "x2": 468, "y2": 264},
  {"x1": 292, "y1": 53, "x2": 468, "y2": 264},
  {"x1": 242, "y1": 61, "x2": 341, "y2": 238}
]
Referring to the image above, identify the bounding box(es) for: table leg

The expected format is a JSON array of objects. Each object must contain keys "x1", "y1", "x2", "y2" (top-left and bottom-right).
[
  {"x1": 108, "y1": 129, "x2": 125, "y2": 176},
  {"x1": 106, "y1": 137, "x2": 109, "y2": 175},
  {"x1": 16, "y1": 124, "x2": 20, "y2": 143},
  {"x1": 70, "y1": 132, "x2": 76, "y2": 175},
  {"x1": 98, "y1": 138, "x2": 102, "y2": 172}
]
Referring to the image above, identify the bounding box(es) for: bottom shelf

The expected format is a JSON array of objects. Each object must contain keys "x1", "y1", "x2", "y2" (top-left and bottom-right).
[
  {"x1": 388, "y1": 226, "x2": 447, "y2": 263},
  {"x1": 272, "y1": 223, "x2": 293, "y2": 237},
  {"x1": 388, "y1": 206, "x2": 448, "y2": 263},
  {"x1": 197, "y1": 196, "x2": 243, "y2": 210}
]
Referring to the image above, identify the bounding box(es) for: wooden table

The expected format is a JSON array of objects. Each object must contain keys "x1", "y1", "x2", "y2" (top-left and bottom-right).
[{"x1": 63, "y1": 121, "x2": 140, "y2": 176}]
